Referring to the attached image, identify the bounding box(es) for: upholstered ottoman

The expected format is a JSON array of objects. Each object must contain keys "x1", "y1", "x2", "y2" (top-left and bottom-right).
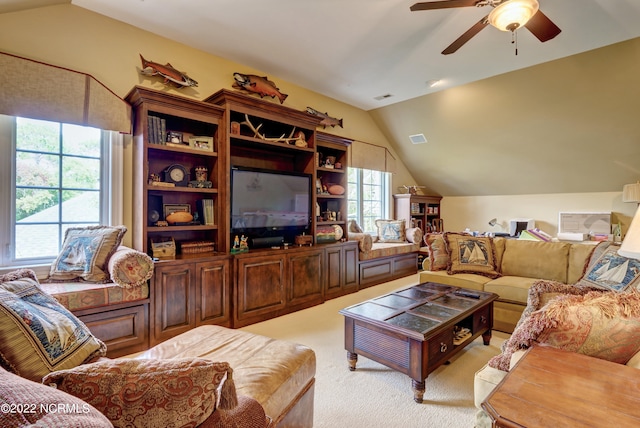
[{"x1": 128, "y1": 325, "x2": 316, "y2": 428}]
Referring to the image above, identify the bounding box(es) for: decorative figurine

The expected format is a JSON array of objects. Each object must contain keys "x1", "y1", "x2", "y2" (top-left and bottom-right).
[
  {"x1": 306, "y1": 107, "x2": 343, "y2": 128},
  {"x1": 231, "y1": 235, "x2": 249, "y2": 254},
  {"x1": 139, "y1": 54, "x2": 198, "y2": 88},
  {"x1": 232, "y1": 72, "x2": 288, "y2": 104}
]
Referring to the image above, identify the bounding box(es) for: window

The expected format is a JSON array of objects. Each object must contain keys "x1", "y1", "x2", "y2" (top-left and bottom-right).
[
  {"x1": 347, "y1": 167, "x2": 390, "y2": 233},
  {"x1": 0, "y1": 115, "x2": 123, "y2": 270}
]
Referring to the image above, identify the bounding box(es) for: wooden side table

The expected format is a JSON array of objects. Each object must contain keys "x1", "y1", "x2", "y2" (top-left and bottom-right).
[{"x1": 482, "y1": 345, "x2": 640, "y2": 427}]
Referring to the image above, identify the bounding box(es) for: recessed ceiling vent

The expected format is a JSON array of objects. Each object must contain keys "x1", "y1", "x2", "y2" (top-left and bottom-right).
[
  {"x1": 409, "y1": 134, "x2": 427, "y2": 144},
  {"x1": 374, "y1": 93, "x2": 393, "y2": 101}
]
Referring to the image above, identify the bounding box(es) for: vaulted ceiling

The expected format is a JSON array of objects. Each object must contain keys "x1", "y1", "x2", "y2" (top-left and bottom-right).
[{"x1": 2, "y1": 0, "x2": 640, "y2": 196}]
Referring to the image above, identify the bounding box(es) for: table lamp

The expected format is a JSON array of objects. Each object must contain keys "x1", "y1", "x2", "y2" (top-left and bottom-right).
[{"x1": 619, "y1": 181, "x2": 640, "y2": 259}]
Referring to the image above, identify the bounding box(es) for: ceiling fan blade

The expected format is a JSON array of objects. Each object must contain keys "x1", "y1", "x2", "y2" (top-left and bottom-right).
[
  {"x1": 524, "y1": 10, "x2": 561, "y2": 42},
  {"x1": 410, "y1": 1, "x2": 479, "y2": 12},
  {"x1": 442, "y1": 16, "x2": 489, "y2": 55}
]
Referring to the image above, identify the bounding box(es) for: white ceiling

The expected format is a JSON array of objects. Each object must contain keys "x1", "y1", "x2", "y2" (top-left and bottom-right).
[
  {"x1": 2, "y1": 0, "x2": 640, "y2": 110},
  {"x1": 55, "y1": 0, "x2": 640, "y2": 111}
]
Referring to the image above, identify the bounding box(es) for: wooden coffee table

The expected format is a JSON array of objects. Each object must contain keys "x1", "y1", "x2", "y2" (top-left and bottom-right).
[
  {"x1": 339, "y1": 282, "x2": 497, "y2": 403},
  {"x1": 482, "y1": 345, "x2": 640, "y2": 427}
]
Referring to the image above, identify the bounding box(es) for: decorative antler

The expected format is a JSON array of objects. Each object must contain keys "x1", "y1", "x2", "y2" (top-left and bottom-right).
[{"x1": 240, "y1": 114, "x2": 305, "y2": 145}]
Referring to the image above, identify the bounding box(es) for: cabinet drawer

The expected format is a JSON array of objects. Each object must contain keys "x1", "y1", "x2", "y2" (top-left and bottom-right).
[
  {"x1": 428, "y1": 328, "x2": 454, "y2": 366},
  {"x1": 473, "y1": 306, "x2": 491, "y2": 333},
  {"x1": 79, "y1": 304, "x2": 148, "y2": 358}
]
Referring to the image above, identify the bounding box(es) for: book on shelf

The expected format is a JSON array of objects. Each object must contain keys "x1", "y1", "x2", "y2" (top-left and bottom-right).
[
  {"x1": 147, "y1": 115, "x2": 167, "y2": 144},
  {"x1": 197, "y1": 199, "x2": 215, "y2": 225}
]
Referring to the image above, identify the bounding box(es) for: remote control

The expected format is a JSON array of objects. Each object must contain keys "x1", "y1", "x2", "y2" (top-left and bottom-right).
[{"x1": 455, "y1": 290, "x2": 480, "y2": 299}]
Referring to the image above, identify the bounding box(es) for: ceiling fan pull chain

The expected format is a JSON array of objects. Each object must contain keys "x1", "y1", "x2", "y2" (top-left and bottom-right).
[{"x1": 512, "y1": 30, "x2": 519, "y2": 56}]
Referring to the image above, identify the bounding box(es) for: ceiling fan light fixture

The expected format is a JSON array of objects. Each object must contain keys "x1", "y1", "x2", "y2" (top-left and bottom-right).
[{"x1": 488, "y1": 0, "x2": 539, "y2": 32}]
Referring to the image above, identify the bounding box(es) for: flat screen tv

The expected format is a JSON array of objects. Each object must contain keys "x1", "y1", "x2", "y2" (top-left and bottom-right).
[{"x1": 230, "y1": 167, "x2": 312, "y2": 243}]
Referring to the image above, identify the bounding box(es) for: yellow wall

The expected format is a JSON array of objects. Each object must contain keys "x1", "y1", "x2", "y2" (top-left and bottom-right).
[
  {"x1": 0, "y1": 4, "x2": 417, "y2": 245},
  {"x1": 441, "y1": 192, "x2": 637, "y2": 238},
  {"x1": 1, "y1": 4, "x2": 636, "y2": 241}
]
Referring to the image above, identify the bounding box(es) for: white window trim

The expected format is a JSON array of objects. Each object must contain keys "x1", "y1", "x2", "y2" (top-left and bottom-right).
[{"x1": 0, "y1": 115, "x2": 123, "y2": 278}]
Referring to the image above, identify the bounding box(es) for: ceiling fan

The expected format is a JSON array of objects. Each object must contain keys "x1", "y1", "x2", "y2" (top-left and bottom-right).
[{"x1": 410, "y1": 0, "x2": 561, "y2": 55}]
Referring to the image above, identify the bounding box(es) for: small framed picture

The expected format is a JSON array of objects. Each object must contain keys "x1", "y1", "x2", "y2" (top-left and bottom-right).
[
  {"x1": 163, "y1": 203, "x2": 191, "y2": 220},
  {"x1": 189, "y1": 136, "x2": 214, "y2": 152},
  {"x1": 166, "y1": 131, "x2": 183, "y2": 144}
]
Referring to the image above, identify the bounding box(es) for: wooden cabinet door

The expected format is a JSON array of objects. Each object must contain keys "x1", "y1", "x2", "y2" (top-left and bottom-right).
[
  {"x1": 325, "y1": 245, "x2": 342, "y2": 296},
  {"x1": 152, "y1": 261, "x2": 195, "y2": 345},
  {"x1": 195, "y1": 258, "x2": 231, "y2": 327},
  {"x1": 235, "y1": 253, "x2": 287, "y2": 327},
  {"x1": 288, "y1": 248, "x2": 324, "y2": 308},
  {"x1": 343, "y1": 241, "x2": 359, "y2": 290},
  {"x1": 324, "y1": 242, "x2": 358, "y2": 299}
]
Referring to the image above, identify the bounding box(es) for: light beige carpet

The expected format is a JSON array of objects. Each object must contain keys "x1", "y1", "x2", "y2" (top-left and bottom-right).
[{"x1": 241, "y1": 274, "x2": 508, "y2": 428}]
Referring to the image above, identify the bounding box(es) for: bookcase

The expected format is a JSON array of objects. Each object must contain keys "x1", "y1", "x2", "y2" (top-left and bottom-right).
[
  {"x1": 394, "y1": 194, "x2": 443, "y2": 233},
  {"x1": 126, "y1": 86, "x2": 232, "y2": 344}
]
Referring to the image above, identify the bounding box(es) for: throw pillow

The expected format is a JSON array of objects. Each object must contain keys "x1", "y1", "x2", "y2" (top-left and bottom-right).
[
  {"x1": 576, "y1": 242, "x2": 640, "y2": 292},
  {"x1": 43, "y1": 358, "x2": 238, "y2": 428},
  {"x1": 0, "y1": 269, "x2": 107, "y2": 382},
  {"x1": 348, "y1": 220, "x2": 363, "y2": 233},
  {"x1": 444, "y1": 232, "x2": 500, "y2": 278},
  {"x1": 0, "y1": 366, "x2": 112, "y2": 427},
  {"x1": 49, "y1": 225, "x2": 127, "y2": 283},
  {"x1": 512, "y1": 279, "x2": 603, "y2": 332},
  {"x1": 424, "y1": 233, "x2": 448, "y2": 271},
  {"x1": 107, "y1": 246, "x2": 154, "y2": 288},
  {"x1": 489, "y1": 290, "x2": 640, "y2": 372},
  {"x1": 375, "y1": 219, "x2": 406, "y2": 243}
]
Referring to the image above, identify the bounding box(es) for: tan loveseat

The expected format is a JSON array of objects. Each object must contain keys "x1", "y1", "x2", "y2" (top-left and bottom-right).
[{"x1": 419, "y1": 237, "x2": 596, "y2": 333}]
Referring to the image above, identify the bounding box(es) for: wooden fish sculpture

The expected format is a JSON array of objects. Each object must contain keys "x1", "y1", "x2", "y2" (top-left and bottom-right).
[
  {"x1": 232, "y1": 73, "x2": 288, "y2": 104},
  {"x1": 139, "y1": 54, "x2": 198, "y2": 88},
  {"x1": 306, "y1": 107, "x2": 343, "y2": 128}
]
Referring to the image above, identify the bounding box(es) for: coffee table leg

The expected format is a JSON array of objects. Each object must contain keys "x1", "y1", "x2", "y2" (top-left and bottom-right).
[
  {"x1": 412, "y1": 379, "x2": 425, "y2": 403},
  {"x1": 347, "y1": 352, "x2": 358, "y2": 371},
  {"x1": 482, "y1": 329, "x2": 492, "y2": 346}
]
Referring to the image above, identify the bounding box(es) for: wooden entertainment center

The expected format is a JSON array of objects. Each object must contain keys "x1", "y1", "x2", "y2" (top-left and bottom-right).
[{"x1": 126, "y1": 86, "x2": 410, "y2": 344}]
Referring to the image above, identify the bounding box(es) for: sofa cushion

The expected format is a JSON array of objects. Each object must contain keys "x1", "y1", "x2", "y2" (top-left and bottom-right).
[
  {"x1": 131, "y1": 325, "x2": 316, "y2": 424},
  {"x1": 484, "y1": 276, "x2": 541, "y2": 305},
  {"x1": 567, "y1": 243, "x2": 597, "y2": 284},
  {"x1": 348, "y1": 232, "x2": 373, "y2": 253},
  {"x1": 418, "y1": 270, "x2": 490, "y2": 291},
  {"x1": 445, "y1": 233, "x2": 500, "y2": 279},
  {"x1": 424, "y1": 233, "x2": 448, "y2": 271},
  {"x1": 358, "y1": 241, "x2": 418, "y2": 261},
  {"x1": 576, "y1": 242, "x2": 640, "y2": 292},
  {"x1": 348, "y1": 219, "x2": 363, "y2": 233},
  {"x1": 488, "y1": 290, "x2": 640, "y2": 371},
  {"x1": 375, "y1": 219, "x2": 406, "y2": 243},
  {"x1": 0, "y1": 366, "x2": 112, "y2": 427},
  {"x1": 49, "y1": 225, "x2": 127, "y2": 283},
  {"x1": 43, "y1": 358, "x2": 238, "y2": 428},
  {"x1": 40, "y1": 280, "x2": 150, "y2": 312},
  {"x1": 0, "y1": 269, "x2": 106, "y2": 382},
  {"x1": 107, "y1": 246, "x2": 154, "y2": 288},
  {"x1": 500, "y1": 240, "x2": 570, "y2": 283},
  {"x1": 199, "y1": 395, "x2": 268, "y2": 428}
]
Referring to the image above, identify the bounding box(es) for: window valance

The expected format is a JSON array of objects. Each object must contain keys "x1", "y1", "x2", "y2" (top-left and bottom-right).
[
  {"x1": 0, "y1": 51, "x2": 131, "y2": 133},
  {"x1": 351, "y1": 140, "x2": 396, "y2": 173}
]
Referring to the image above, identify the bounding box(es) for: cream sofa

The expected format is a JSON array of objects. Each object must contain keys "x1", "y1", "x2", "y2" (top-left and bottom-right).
[
  {"x1": 419, "y1": 237, "x2": 596, "y2": 333},
  {"x1": 472, "y1": 276, "x2": 640, "y2": 427},
  {"x1": 0, "y1": 268, "x2": 315, "y2": 428}
]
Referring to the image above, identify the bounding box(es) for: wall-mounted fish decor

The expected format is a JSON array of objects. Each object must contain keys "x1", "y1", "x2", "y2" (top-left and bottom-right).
[
  {"x1": 139, "y1": 54, "x2": 198, "y2": 88},
  {"x1": 232, "y1": 72, "x2": 288, "y2": 104},
  {"x1": 306, "y1": 107, "x2": 343, "y2": 128}
]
